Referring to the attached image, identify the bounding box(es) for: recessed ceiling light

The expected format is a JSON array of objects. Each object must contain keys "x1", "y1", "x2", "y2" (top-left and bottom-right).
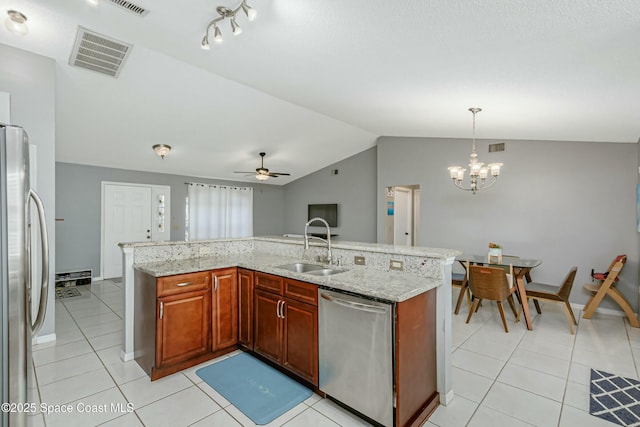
[{"x1": 5, "y1": 10, "x2": 28, "y2": 36}]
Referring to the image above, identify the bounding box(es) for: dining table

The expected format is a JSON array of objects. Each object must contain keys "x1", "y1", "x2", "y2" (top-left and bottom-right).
[{"x1": 454, "y1": 254, "x2": 543, "y2": 330}]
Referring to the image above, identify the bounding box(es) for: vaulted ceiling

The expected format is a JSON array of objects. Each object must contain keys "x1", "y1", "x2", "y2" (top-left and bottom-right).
[{"x1": 1, "y1": 0, "x2": 638, "y2": 184}]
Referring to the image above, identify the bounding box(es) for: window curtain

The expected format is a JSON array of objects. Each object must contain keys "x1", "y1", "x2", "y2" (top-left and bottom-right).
[{"x1": 186, "y1": 184, "x2": 253, "y2": 240}]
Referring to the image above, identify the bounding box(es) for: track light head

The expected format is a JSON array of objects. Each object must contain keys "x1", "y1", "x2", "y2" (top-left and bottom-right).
[
  {"x1": 213, "y1": 25, "x2": 223, "y2": 43},
  {"x1": 201, "y1": 34, "x2": 210, "y2": 50},
  {"x1": 241, "y1": 2, "x2": 257, "y2": 21},
  {"x1": 230, "y1": 17, "x2": 242, "y2": 36}
]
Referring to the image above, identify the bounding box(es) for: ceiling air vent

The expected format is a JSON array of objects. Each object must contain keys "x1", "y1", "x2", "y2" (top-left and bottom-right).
[
  {"x1": 488, "y1": 143, "x2": 505, "y2": 153},
  {"x1": 105, "y1": 0, "x2": 149, "y2": 16},
  {"x1": 69, "y1": 27, "x2": 133, "y2": 78}
]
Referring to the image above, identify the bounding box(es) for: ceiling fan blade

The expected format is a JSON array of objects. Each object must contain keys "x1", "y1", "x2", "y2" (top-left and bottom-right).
[
  {"x1": 269, "y1": 172, "x2": 291, "y2": 176},
  {"x1": 234, "y1": 171, "x2": 256, "y2": 174}
]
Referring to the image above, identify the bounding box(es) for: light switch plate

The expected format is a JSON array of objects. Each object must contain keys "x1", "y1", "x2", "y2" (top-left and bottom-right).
[{"x1": 354, "y1": 256, "x2": 365, "y2": 265}]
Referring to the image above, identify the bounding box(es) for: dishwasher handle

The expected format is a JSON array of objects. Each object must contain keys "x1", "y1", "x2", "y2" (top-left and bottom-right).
[{"x1": 320, "y1": 293, "x2": 388, "y2": 314}]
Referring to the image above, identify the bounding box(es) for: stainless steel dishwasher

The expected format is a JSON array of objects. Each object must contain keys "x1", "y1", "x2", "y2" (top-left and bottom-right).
[{"x1": 318, "y1": 289, "x2": 393, "y2": 427}]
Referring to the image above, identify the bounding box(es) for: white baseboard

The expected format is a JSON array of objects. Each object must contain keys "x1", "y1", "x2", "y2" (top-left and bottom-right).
[
  {"x1": 570, "y1": 302, "x2": 637, "y2": 319},
  {"x1": 92, "y1": 276, "x2": 103, "y2": 282},
  {"x1": 441, "y1": 390, "x2": 455, "y2": 406},
  {"x1": 120, "y1": 350, "x2": 134, "y2": 362},
  {"x1": 33, "y1": 333, "x2": 56, "y2": 345}
]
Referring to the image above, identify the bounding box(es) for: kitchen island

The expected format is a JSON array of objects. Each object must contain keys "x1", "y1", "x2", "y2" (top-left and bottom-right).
[{"x1": 120, "y1": 236, "x2": 460, "y2": 424}]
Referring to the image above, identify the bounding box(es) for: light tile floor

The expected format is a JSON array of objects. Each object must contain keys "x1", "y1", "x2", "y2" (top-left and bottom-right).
[{"x1": 29, "y1": 280, "x2": 640, "y2": 426}]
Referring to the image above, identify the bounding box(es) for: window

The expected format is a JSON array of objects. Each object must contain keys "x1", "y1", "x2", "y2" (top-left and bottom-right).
[{"x1": 186, "y1": 183, "x2": 253, "y2": 240}]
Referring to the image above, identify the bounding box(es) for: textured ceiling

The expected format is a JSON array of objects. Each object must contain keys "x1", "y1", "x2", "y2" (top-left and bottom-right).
[{"x1": 1, "y1": 0, "x2": 638, "y2": 184}]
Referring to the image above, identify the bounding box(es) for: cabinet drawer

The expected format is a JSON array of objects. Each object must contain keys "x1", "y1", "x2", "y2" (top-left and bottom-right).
[
  {"x1": 157, "y1": 271, "x2": 210, "y2": 297},
  {"x1": 284, "y1": 279, "x2": 318, "y2": 306},
  {"x1": 255, "y1": 272, "x2": 283, "y2": 294}
]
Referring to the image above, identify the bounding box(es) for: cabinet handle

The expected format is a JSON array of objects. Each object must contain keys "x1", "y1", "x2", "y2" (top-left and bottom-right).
[
  {"x1": 160, "y1": 301, "x2": 164, "y2": 319},
  {"x1": 276, "y1": 300, "x2": 282, "y2": 318},
  {"x1": 176, "y1": 282, "x2": 193, "y2": 287},
  {"x1": 214, "y1": 276, "x2": 219, "y2": 291},
  {"x1": 280, "y1": 300, "x2": 285, "y2": 319}
]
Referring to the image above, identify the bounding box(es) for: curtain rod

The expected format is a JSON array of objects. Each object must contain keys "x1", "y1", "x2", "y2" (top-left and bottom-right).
[{"x1": 185, "y1": 182, "x2": 253, "y2": 190}]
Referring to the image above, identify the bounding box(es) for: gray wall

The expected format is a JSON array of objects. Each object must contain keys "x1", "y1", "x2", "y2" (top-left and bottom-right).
[
  {"x1": 1, "y1": 44, "x2": 56, "y2": 337},
  {"x1": 378, "y1": 136, "x2": 640, "y2": 311},
  {"x1": 55, "y1": 162, "x2": 284, "y2": 276},
  {"x1": 282, "y1": 147, "x2": 377, "y2": 242}
]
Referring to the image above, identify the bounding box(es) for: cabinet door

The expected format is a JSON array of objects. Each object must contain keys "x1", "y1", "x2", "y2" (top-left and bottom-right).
[
  {"x1": 253, "y1": 290, "x2": 282, "y2": 364},
  {"x1": 212, "y1": 268, "x2": 238, "y2": 351},
  {"x1": 156, "y1": 290, "x2": 211, "y2": 368},
  {"x1": 282, "y1": 298, "x2": 318, "y2": 385},
  {"x1": 238, "y1": 269, "x2": 254, "y2": 349}
]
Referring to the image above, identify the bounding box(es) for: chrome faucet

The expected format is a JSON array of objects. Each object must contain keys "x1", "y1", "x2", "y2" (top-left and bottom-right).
[{"x1": 304, "y1": 217, "x2": 332, "y2": 266}]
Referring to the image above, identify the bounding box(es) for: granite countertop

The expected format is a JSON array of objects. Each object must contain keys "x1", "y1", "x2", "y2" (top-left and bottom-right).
[
  {"x1": 121, "y1": 235, "x2": 460, "y2": 260},
  {"x1": 133, "y1": 252, "x2": 443, "y2": 303}
]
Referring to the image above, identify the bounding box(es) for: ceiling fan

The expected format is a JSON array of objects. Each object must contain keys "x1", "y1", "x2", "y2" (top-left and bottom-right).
[{"x1": 234, "y1": 152, "x2": 291, "y2": 181}]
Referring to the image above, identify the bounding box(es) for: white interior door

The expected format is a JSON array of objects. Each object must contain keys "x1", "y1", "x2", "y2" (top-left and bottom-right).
[
  {"x1": 393, "y1": 187, "x2": 413, "y2": 246},
  {"x1": 103, "y1": 184, "x2": 152, "y2": 279}
]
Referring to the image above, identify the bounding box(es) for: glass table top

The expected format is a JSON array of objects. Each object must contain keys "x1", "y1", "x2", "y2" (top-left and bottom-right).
[{"x1": 455, "y1": 254, "x2": 542, "y2": 269}]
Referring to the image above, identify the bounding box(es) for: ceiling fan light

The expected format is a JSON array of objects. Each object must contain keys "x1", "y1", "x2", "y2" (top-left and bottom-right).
[
  {"x1": 5, "y1": 10, "x2": 28, "y2": 36},
  {"x1": 255, "y1": 174, "x2": 269, "y2": 181},
  {"x1": 230, "y1": 18, "x2": 242, "y2": 36},
  {"x1": 241, "y1": 2, "x2": 257, "y2": 21}
]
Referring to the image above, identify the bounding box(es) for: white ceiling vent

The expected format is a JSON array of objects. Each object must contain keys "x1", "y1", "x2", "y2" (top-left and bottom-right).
[
  {"x1": 69, "y1": 27, "x2": 133, "y2": 78},
  {"x1": 105, "y1": 0, "x2": 149, "y2": 16}
]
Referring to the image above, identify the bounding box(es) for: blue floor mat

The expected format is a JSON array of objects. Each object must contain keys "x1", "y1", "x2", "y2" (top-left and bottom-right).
[
  {"x1": 590, "y1": 368, "x2": 640, "y2": 426},
  {"x1": 196, "y1": 352, "x2": 312, "y2": 425}
]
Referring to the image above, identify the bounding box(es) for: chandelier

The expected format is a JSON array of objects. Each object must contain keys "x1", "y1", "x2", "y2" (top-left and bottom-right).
[
  {"x1": 201, "y1": 0, "x2": 257, "y2": 49},
  {"x1": 447, "y1": 108, "x2": 503, "y2": 194}
]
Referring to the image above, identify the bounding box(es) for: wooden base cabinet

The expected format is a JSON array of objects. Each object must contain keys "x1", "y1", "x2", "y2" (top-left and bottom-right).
[
  {"x1": 238, "y1": 269, "x2": 255, "y2": 349},
  {"x1": 211, "y1": 268, "x2": 238, "y2": 351},
  {"x1": 253, "y1": 273, "x2": 318, "y2": 385},
  {"x1": 135, "y1": 268, "x2": 239, "y2": 381},
  {"x1": 156, "y1": 288, "x2": 211, "y2": 368}
]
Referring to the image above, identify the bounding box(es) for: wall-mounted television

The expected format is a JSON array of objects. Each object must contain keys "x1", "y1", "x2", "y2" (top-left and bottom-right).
[{"x1": 308, "y1": 204, "x2": 338, "y2": 227}]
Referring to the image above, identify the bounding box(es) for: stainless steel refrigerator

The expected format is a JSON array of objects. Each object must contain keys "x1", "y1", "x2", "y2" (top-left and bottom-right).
[{"x1": 1, "y1": 124, "x2": 50, "y2": 426}]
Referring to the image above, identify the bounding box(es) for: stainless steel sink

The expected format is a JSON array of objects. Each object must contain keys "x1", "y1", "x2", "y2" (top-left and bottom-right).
[
  {"x1": 275, "y1": 263, "x2": 347, "y2": 276},
  {"x1": 305, "y1": 268, "x2": 347, "y2": 276},
  {"x1": 276, "y1": 263, "x2": 324, "y2": 273}
]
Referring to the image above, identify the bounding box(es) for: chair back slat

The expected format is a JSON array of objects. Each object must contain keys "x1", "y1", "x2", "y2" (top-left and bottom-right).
[
  {"x1": 557, "y1": 266, "x2": 578, "y2": 301},
  {"x1": 469, "y1": 265, "x2": 512, "y2": 301}
]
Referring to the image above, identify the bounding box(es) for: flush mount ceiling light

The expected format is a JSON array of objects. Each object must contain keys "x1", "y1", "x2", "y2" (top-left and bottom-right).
[
  {"x1": 5, "y1": 10, "x2": 28, "y2": 35},
  {"x1": 201, "y1": 0, "x2": 257, "y2": 49},
  {"x1": 447, "y1": 108, "x2": 503, "y2": 194},
  {"x1": 153, "y1": 144, "x2": 171, "y2": 159}
]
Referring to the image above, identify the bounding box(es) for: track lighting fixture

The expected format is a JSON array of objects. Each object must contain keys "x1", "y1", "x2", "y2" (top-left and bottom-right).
[{"x1": 201, "y1": 0, "x2": 257, "y2": 49}]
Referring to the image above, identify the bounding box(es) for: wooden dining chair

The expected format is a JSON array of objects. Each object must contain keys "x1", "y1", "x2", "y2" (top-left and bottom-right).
[
  {"x1": 467, "y1": 265, "x2": 518, "y2": 332},
  {"x1": 582, "y1": 255, "x2": 639, "y2": 327},
  {"x1": 516, "y1": 267, "x2": 578, "y2": 334},
  {"x1": 453, "y1": 260, "x2": 471, "y2": 314}
]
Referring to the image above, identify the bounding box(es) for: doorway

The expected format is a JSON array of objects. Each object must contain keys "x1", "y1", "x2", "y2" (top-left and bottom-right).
[
  {"x1": 384, "y1": 185, "x2": 420, "y2": 246},
  {"x1": 102, "y1": 184, "x2": 152, "y2": 279},
  {"x1": 101, "y1": 182, "x2": 171, "y2": 279}
]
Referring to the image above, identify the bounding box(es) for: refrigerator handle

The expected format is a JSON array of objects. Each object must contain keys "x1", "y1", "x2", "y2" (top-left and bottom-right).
[{"x1": 29, "y1": 189, "x2": 49, "y2": 336}]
